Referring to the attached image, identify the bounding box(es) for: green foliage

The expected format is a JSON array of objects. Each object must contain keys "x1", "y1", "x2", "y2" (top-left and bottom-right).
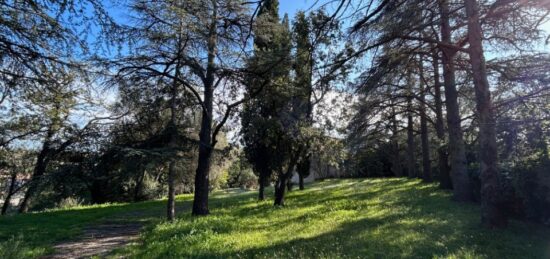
[{"x1": 227, "y1": 154, "x2": 258, "y2": 189}]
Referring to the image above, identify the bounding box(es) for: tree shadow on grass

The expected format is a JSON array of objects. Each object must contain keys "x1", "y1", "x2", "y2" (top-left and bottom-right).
[{"x1": 131, "y1": 179, "x2": 550, "y2": 259}]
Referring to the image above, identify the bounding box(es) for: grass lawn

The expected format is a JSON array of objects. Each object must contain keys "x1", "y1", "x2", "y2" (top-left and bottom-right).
[{"x1": 2, "y1": 178, "x2": 550, "y2": 258}]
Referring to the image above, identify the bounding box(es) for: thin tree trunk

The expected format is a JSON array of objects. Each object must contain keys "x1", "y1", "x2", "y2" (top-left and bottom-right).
[
  {"x1": 438, "y1": 0, "x2": 472, "y2": 201},
  {"x1": 1, "y1": 172, "x2": 17, "y2": 215},
  {"x1": 299, "y1": 173, "x2": 304, "y2": 190},
  {"x1": 464, "y1": 0, "x2": 507, "y2": 228},
  {"x1": 432, "y1": 50, "x2": 453, "y2": 189},
  {"x1": 407, "y1": 110, "x2": 416, "y2": 178},
  {"x1": 167, "y1": 38, "x2": 182, "y2": 220},
  {"x1": 419, "y1": 70, "x2": 432, "y2": 182},
  {"x1": 192, "y1": 0, "x2": 217, "y2": 216},
  {"x1": 258, "y1": 173, "x2": 265, "y2": 200},
  {"x1": 390, "y1": 103, "x2": 403, "y2": 177},
  {"x1": 406, "y1": 74, "x2": 416, "y2": 178},
  {"x1": 167, "y1": 161, "x2": 176, "y2": 221}
]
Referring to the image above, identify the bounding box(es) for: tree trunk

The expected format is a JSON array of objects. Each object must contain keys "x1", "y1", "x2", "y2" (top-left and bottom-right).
[
  {"x1": 464, "y1": 0, "x2": 507, "y2": 228},
  {"x1": 193, "y1": 116, "x2": 213, "y2": 215},
  {"x1": 286, "y1": 178, "x2": 293, "y2": 192},
  {"x1": 296, "y1": 155, "x2": 309, "y2": 190},
  {"x1": 258, "y1": 175, "x2": 265, "y2": 200},
  {"x1": 438, "y1": 0, "x2": 472, "y2": 201},
  {"x1": 432, "y1": 50, "x2": 453, "y2": 189},
  {"x1": 19, "y1": 150, "x2": 49, "y2": 213},
  {"x1": 406, "y1": 75, "x2": 416, "y2": 178},
  {"x1": 134, "y1": 169, "x2": 146, "y2": 202},
  {"x1": 420, "y1": 76, "x2": 432, "y2": 182},
  {"x1": 390, "y1": 104, "x2": 403, "y2": 177},
  {"x1": 1, "y1": 172, "x2": 17, "y2": 215},
  {"x1": 274, "y1": 147, "x2": 302, "y2": 206},
  {"x1": 274, "y1": 173, "x2": 287, "y2": 206},
  {"x1": 407, "y1": 111, "x2": 416, "y2": 178},
  {"x1": 299, "y1": 173, "x2": 304, "y2": 190},
  {"x1": 192, "y1": 1, "x2": 217, "y2": 216},
  {"x1": 167, "y1": 42, "x2": 181, "y2": 220},
  {"x1": 167, "y1": 161, "x2": 176, "y2": 221}
]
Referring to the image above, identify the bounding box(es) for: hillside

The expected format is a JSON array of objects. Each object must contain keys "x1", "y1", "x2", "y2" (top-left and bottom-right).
[{"x1": 1, "y1": 179, "x2": 550, "y2": 258}]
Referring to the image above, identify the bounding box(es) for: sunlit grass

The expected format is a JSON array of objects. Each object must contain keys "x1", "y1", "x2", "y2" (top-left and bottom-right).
[
  {"x1": 2, "y1": 178, "x2": 550, "y2": 258},
  {"x1": 117, "y1": 178, "x2": 550, "y2": 258}
]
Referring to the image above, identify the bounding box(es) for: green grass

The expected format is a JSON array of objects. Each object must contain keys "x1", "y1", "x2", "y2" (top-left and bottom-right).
[{"x1": 2, "y1": 178, "x2": 550, "y2": 258}]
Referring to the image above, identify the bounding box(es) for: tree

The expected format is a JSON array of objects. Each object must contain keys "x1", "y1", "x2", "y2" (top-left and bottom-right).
[
  {"x1": 463, "y1": 0, "x2": 505, "y2": 228},
  {"x1": 241, "y1": 0, "x2": 285, "y2": 201},
  {"x1": 292, "y1": 11, "x2": 314, "y2": 190}
]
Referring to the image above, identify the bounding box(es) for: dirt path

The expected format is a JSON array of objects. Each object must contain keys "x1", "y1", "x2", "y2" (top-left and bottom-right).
[
  {"x1": 42, "y1": 220, "x2": 142, "y2": 259},
  {"x1": 40, "y1": 204, "x2": 188, "y2": 258}
]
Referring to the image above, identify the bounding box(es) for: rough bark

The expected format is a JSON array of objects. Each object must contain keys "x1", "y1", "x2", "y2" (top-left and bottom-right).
[
  {"x1": 432, "y1": 50, "x2": 453, "y2": 189},
  {"x1": 192, "y1": 1, "x2": 217, "y2": 216},
  {"x1": 464, "y1": 0, "x2": 507, "y2": 228},
  {"x1": 438, "y1": 0, "x2": 472, "y2": 201},
  {"x1": 1, "y1": 172, "x2": 17, "y2": 215}
]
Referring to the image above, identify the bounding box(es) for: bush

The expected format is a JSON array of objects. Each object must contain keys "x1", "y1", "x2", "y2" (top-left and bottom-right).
[
  {"x1": 56, "y1": 197, "x2": 85, "y2": 210},
  {"x1": 227, "y1": 157, "x2": 258, "y2": 189},
  {"x1": 510, "y1": 159, "x2": 550, "y2": 225}
]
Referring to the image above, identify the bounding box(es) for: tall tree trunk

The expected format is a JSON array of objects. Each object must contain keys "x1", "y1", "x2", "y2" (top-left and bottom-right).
[
  {"x1": 167, "y1": 161, "x2": 176, "y2": 221},
  {"x1": 438, "y1": 0, "x2": 472, "y2": 201},
  {"x1": 406, "y1": 75, "x2": 416, "y2": 178},
  {"x1": 192, "y1": 1, "x2": 217, "y2": 216},
  {"x1": 167, "y1": 42, "x2": 181, "y2": 221},
  {"x1": 419, "y1": 69, "x2": 432, "y2": 182},
  {"x1": 432, "y1": 50, "x2": 452, "y2": 189},
  {"x1": 464, "y1": 0, "x2": 507, "y2": 228},
  {"x1": 1, "y1": 172, "x2": 17, "y2": 215}
]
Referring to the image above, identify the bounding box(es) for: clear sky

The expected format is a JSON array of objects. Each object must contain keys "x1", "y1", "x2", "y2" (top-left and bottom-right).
[{"x1": 279, "y1": 0, "x2": 312, "y2": 17}]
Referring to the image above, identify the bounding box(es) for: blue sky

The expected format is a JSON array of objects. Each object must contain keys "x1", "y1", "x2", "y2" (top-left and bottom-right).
[{"x1": 279, "y1": 1, "x2": 312, "y2": 17}]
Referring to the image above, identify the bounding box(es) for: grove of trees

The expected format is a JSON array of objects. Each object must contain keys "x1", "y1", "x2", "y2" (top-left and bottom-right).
[{"x1": 1, "y1": 0, "x2": 549, "y2": 229}]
